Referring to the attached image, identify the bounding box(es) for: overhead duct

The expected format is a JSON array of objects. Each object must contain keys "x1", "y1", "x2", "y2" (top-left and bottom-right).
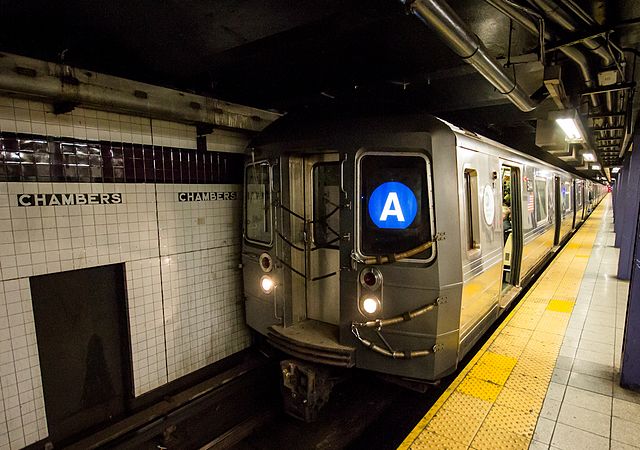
[
  {"x1": 403, "y1": 0, "x2": 538, "y2": 112},
  {"x1": 530, "y1": 0, "x2": 619, "y2": 114},
  {"x1": 485, "y1": 0, "x2": 600, "y2": 107},
  {"x1": 530, "y1": 0, "x2": 614, "y2": 67}
]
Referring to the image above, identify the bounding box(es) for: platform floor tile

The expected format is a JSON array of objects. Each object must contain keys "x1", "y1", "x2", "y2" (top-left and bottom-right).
[{"x1": 400, "y1": 197, "x2": 629, "y2": 450}]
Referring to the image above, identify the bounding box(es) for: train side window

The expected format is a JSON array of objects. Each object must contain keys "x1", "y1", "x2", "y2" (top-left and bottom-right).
[
  {"x1": 464, "y1": 169, "x2": 481, "y2": 251},
  {"x1": 244, "y1": 161, "x2": 272, "y2": 245},
  {"x1": 576, "y1": 181, "x2": 583, "y2": 208},
  {"x1": 534, "y1": 177, "x2": 548, "y2": 223},
  {"x1": 562, "y1": 181, "x2": 572, "y2": 214}
]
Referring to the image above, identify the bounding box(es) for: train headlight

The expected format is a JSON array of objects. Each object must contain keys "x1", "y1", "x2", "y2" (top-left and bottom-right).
[
  {"x1": 359, "y1": 268, "x2": 382, "y2": 290},
  {"x1": 260, "y1": 275, "x2": 275, "y2": 294},
  {"x1": 360, "y1": 296, "x2": 381, "y2": 315},
  {"x1": 259, "y1": 252, "x2": 273, "y2": 273}
]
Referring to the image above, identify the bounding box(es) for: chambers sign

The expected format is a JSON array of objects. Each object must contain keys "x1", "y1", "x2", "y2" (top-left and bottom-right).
[
  {"x1": 17, "y1": 193, "x2": 123, "y2": 207},
  {"x1": 177, "y1": 191, "x2": 238, "y2": 202}
]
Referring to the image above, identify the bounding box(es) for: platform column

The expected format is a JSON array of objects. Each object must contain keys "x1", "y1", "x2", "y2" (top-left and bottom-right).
[
  {"x1": 614, "y1": 153, "x2": 631, "y2": 246},
  {"x1": 621, "y1": 183, "x2": 640, "y2": 389},
  {"x1": 617, "y1": 133, "x2": 640, "y2": 280}
]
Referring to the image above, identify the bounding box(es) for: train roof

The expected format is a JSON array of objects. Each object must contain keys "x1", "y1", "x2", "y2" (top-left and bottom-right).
[
  {"x1": 249, "y1": 106, "x2": 600, "y2": 182},
  {"x1": 250, "y1": 105, "x2": 448, "y2": 146}
]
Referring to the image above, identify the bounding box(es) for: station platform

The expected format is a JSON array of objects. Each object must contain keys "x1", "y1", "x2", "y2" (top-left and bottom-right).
[{"x1": 399, "y1": 196, "x2": 640, "y2": 450}]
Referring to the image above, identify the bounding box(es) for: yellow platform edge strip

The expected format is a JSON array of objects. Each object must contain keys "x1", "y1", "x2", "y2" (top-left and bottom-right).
[{"x1": 398, "y1": 197, "x2": 607, "y2": 450}]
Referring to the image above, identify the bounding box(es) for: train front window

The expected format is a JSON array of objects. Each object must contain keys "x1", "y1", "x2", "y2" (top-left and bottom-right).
[
  {"x1": 245, "y1": 162, "x2": 272, "y2": 245},
  {"x1": 313, "y1": 163, "x2": 341, "y2": 248},
  {"x1": 359, "y1": 153, "x2": 432, "y2": 259}
]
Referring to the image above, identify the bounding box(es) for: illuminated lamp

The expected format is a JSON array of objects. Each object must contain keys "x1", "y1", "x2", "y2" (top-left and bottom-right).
[
  {"x1": 361, "y1": 296, "x2": 381, "y2": 315},
  {"x1": 550, "y1": 109, "x2": 586, "y2": 143},
  {"x1": 260, "y1": 275, "x2": 275, "y2": 294}
]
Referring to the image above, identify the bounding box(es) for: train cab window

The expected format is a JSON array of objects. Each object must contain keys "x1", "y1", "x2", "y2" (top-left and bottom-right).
[
  {"x1": 359, "y1": 153, "x2": 432, "y2": 259},
  {"x1": 244, "y1": 161, "x2": 272, "y2": 245},
  {"x1": 534, "y1": 177, "x2": 548, "y2": 223},
  {"x1": 313, "y1": 163, "x2": 341, "y2": 248},
  {"x1": 464, "y1": 169, "x2": 481, "y2": 251}
]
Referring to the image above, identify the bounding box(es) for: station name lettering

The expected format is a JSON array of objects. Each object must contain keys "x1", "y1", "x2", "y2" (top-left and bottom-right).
[
  {"x1": 178, "y1": 192, "x2": 238, "y2": 202},
  {"x1": 17, "y1": 193, "x2": 123, "y2": 207}
]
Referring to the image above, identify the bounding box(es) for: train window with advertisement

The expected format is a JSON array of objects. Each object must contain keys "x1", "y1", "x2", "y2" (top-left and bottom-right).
[
  {"x1": 464, "y1": 169, "x2": 481, "y2": 251},
  {"x1": 576, "y1": 181, "x2": 583, "y2": 208},
  {"x1": 562, "y1": 181, "x2": 572, "y2": 214},
  {"x1": 359, "y1": 153, "x2": 432, "y2": 260},
  {"x1": 534, "y1": 177, "x2": 548, "y2": 223},
  {"x1": 244, "y1": 161, "x2": 272, "y2": 245}
]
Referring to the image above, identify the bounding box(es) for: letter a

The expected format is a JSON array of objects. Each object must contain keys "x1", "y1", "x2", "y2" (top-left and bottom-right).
[{"x1": 379, "y1": 192, "x2": 405, "y2": 222}]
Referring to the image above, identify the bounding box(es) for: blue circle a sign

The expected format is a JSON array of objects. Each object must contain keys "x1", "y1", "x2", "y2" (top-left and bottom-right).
[{"x1": 368, "y1": 182, "x2": 418, "y2": 229}]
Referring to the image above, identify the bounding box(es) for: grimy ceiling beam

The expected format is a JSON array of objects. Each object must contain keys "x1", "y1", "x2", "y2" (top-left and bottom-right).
[{"x1": 0, "y1": 52, "x2": 280, "y2": 133}]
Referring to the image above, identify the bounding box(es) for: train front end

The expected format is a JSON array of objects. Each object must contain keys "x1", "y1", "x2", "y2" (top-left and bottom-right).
[{"x1": 241, "y1": 114, "x2": 463, "y2": 416}]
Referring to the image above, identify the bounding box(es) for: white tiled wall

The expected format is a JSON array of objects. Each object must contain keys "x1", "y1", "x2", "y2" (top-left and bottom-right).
[
  {"x1": 157, "y1": 184, "x2": 248, "y2": 381},
  {"x1": 0, "y1": 96, "x2": 250, "y2": 153},
  {"x1": 0, "y1": 279, "x2": 47, "y2": 449},
  {"x1": 126, "y1": 258, "x2": 167, "y2": 395},
  {"x1": 156, "y1": 184, "x2": 241, "y2": 255},
  {"x1": 162, "y1": 246, "x2": 248, "y2": 381},
  {"x1": 1, "y1": 183, "x2": 159, "y2": 280},
  {"x1": 0, "y1": 95, "x2": 252, "y2": 448},
  {"x1": 205, "y1": 128, "x2": 250, "y2": 154}
]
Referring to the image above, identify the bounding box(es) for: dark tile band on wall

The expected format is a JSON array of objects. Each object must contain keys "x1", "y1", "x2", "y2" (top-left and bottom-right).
[{"x1": 0, "y1": 132, "x2": 244, "y2": 184}]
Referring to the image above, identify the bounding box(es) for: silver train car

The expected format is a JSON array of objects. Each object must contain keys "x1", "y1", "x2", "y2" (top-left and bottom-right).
[{"x1": 241, "y1": 110, "x2": 605, "y2": 418}]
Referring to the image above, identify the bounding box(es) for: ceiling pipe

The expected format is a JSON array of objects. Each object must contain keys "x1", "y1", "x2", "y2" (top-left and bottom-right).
[
  {"x1": 530, "y1": 0, "x2": 614, "y2": 67},
  {"x1": 532, "y1": 0, "x2": 622, "y2": 130},
  {"x1": 403, "y1": 0, "x2": 538, "y2": 112},
  {"x1": 557, "y1": 0, "x2": 597, "y2": 26},
  {"x1": 485, "y1": 0, "x2": 600, "y2": 107}
]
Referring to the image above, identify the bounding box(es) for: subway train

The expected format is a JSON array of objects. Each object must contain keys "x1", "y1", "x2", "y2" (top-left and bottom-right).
[{"x1": 241, "y1": 110, "x2": 606, "y2": 419}]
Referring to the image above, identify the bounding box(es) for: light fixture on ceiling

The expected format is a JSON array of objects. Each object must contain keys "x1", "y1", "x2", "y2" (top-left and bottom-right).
[
  {"x1": 583, "y1": 152, "x2": 596, "y2": 162},
  {"x1": 550, "y1": 109, "x2": 586, "y2": 143},
  {"x1": 592, "y1": 164, "x2": 601, "y2": 170},
  {"x1": 556, "y1": 118, "x2": 583, "y2": 141}
]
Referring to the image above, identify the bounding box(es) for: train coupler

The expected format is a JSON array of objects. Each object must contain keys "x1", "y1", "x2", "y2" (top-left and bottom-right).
[{"x1": 280, "y1": 360, "x2": 346, "y2": 422}]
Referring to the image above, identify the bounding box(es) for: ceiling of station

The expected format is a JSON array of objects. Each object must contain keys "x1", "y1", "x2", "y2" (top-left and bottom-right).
[{"x1": 1, "y1": 0, "x2": 640, "y2": 177}]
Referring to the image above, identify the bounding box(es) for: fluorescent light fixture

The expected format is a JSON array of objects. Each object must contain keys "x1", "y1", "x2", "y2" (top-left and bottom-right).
[
  {"x1": 612, "y1": 167, "x2": 620, "y2": 173},
  {"x1": 556, "y1": 118, "x2": 583, "y2": 141},
  {"x1": 592, "y1": 164, "x2": 601, "y2": 170},
  {"x1": 583, "y1": 152, "x2": 596, "y2": 162}
]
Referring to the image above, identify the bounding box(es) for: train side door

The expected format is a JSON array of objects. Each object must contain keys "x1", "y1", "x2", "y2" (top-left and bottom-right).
[
  {"x1": 500, "y1": 163, "x2": 522, "y2": 305},
  {"x1": 571, "y1": 180, "x2": 578, "y2": 229},
  {"x1": 305, "y1": 154, "x2": 341, "y2": 325},
  {"x1": 554, "y1": 176, "x2": 561, "y2": 245}
]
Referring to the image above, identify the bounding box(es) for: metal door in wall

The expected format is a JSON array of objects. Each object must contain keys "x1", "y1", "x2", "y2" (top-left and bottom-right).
[{"x1": 30, "y1": 264, "x2": 131, "y2": 443}]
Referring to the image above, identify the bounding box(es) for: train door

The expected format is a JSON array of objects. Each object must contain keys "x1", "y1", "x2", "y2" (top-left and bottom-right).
[
  {"x1": 305, "y1": 154, "x2": 341, "y2": 325},
  {"x1": 554, "y1": 176, "x2": 561, "y2": 245},
  {"x1": 500, "y1": 163, "x2": 522, "y2": 306},
  {"x1": 571, "y1": 180, "x2": 580, "y2": 230}
]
